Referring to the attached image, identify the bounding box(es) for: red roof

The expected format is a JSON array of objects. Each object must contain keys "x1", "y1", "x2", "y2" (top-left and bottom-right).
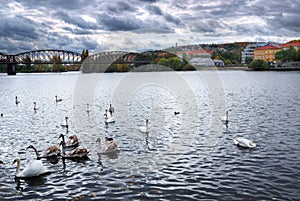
[
  {"x1": 280, "y1": 42, "x2": 300, "y2": 48},
  {"x1": 256, "y1": 45, "x2": 280, "y2": 50}
]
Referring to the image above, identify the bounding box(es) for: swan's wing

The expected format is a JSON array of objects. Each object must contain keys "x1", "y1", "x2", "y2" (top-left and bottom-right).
[
  {"x1": 21, "y1": 160, "x2": 48, "y2": 177},
  {"x1": 139, "y1": 126, "x2": 148, "y2": 133}
]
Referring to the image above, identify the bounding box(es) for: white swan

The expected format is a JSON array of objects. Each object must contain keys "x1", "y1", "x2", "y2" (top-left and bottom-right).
[
  {"x1": 58, "y1": 133, "x2": 79, "y2": 148},
  {"x1": 55, "y1": 95, "x2": 62, "y2": 102},
  {"x1": 15, "y1": 96, "x2": 20, "y2": 105},
  {"x1": 96, "y1": 137, "x2": 118, "y2": 154},
  {"x1": 104, "y1": 111, "x2": 115, "y2": 123},
  {"x1": 233, "y1": 137, "x2": 256, "y2": 148},
  {"x1": 221, "y1": 111, "x2": 229, "y2": 125},
  {"x1": 12, "y1": 158, "x2": 49, "y2": 178},
  {"x1": 139, "y1": 118, "x2": 149, "y2": 133},
  {"x1": 27, "y1": 144, "x2": 61, "y2": 158},
  {"x1": 61, "y1": 117, "x2": 69, "y2": 130}
]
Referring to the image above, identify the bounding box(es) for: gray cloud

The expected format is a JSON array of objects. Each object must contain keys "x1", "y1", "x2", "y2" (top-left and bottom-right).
[{"x1": 0, "y1": 0, "x2": 299, "y2": 54}]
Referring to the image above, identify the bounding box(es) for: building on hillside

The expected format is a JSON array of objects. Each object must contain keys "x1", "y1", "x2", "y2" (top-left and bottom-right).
[
  {"x1": 189, "y1": 57, "x2": 215, "y2": 67},
  {"x1": 213, "y1": 59, "x2": 225, "y2": 67},
  {"x1": 280, "y1": 42, "x2": 300, "y2": 50},
  {"x1": 176, "y1": 49, "x2": 213, "y2": 60},
  {"x1": 241, "y1": 43, "x2": 267, "y2": 64},
  {"x1": 253, "y1": 45, "x2": 281, "y2": 63}
]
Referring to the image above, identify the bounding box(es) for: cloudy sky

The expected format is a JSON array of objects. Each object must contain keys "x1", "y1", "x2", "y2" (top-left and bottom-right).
[{"x1": 0, "y1": 0, "x2": 299, "y2": 54}]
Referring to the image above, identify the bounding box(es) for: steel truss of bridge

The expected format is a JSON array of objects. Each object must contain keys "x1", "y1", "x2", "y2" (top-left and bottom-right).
[{"x1": 0, "y1": 50, "x2": 82, "y2": 64}]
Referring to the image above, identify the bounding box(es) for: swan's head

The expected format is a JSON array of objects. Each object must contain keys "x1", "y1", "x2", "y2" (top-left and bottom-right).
[
  {"x1": 26, "y1": 145, "x2": 35, "y2": 150},
  {"x1": 96, "y1": 138, "x2": 101, "y2": 144},
  {"x1": 33, "y1": 102, "x2": 36, "y2": 105},
  {"x1": 65, "y1": 117, "x2": 68, "y2": 120},
  {"x1": 12, "y1": 158, "x2": 20, "y2": 165},
  {"x1": 105, "y1": 137, "x2": 113, "y2": 142},
  {"x1": 58, "y1": 133, "x2": 65, "y2": 139},
  {"x1": 55, "y1": 95, "x2": 57, "y2": 98}
]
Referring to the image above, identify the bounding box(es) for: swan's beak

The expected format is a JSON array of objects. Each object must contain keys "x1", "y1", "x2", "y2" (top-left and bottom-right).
[{"x1": 12, "y1": 159, "x2": 16, "y2": 165}]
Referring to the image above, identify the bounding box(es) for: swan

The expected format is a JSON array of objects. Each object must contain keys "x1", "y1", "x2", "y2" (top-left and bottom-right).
[
  {"x1": 86, "y1": 103, "x2": 90, "y2": 113},
  {"x1": 104, "y1": 113, "x2": 115, "y2": 123},
  {"x1": 27, "y1": 144, "x2": 61, "y2": 158},
  {"x1": 55, "y1": 95, "x2": 62, "y2": 102},
  {"x1": 96, "y1": 137, "x2": 118, "y2": 154},
  {"x1": 233, "y1": 137, "x2": 256, "y2": 148},
  {"x1": 61, "y1": 117, "x2": 69, "y2": 130},
  {"x1": 58, "y1": 133, "x2": 79, "y2": 148},
  {"x1": 60, "y1": 141, "x2": 89, "y2": 158},
  {"x1": 33, "y1": 102, "x2": 38, "y2": 112},
  {"x1": 139, "y1": 118, "x2": 149, "y2": 133},
  {"x1": 108, "y1": 104, "x2": 114, "y2": 115},
  {"x1": 221, "y1": 111, "x2": 229, "y2": 125},
  {"x1": 15, "y1": 96, "x2": 20, "y2": 105},
  {"x1": 12, "y1": 158, "x2": 49, "y2": 178}
]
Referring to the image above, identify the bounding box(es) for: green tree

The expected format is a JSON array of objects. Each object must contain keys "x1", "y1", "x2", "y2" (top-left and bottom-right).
[
  {"x1": 248, "y1": 59, "x2": 269, "y2": 70},
  {"x1": 52, "y1": 55, "x2": 66, "y2": 72},
  {"x1": 275, "y1": 46, "x2": 297, "y2": 62},
  {"x1": 81, "y1": 49, "x2": 89, "y2": 62}
]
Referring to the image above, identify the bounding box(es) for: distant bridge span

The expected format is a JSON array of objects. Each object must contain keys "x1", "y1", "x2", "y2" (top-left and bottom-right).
[
  {"x1": 0, "y1": 50, "x2": 82, "y2": 75},
  {"x1": 0, "y1": 49, "x2": 82, "y2": 64}
]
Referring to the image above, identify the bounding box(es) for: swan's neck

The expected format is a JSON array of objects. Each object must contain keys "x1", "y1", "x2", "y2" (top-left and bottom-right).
[
  {"x1": 61, "y1": 141, "x2": 66, "y2": 155},
  {"x1": 61, "y1": 135, "x2": 66, "y2": 145},
  {"x1": 32, "y1": 146, "x2": 40, "y2": 158},
  {"x1": 146, "y1": 120, "x2": 148, "y2": 129},
  {"x1": 226, "y1": 112, "x2": 229, "y2": 121},
  {"x1": 15, "y1": 160, "x2": 20, "y2": 175}
]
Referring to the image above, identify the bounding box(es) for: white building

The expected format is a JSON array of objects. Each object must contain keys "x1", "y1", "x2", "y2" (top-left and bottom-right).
[{"x1": 241, "y1": 43, "x2": 267, "y2": 64}]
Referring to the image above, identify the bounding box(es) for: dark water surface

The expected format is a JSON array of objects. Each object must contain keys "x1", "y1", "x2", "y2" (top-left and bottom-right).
[{"x1": 0, "y1": 71, "x2": 299, "y2": 200}]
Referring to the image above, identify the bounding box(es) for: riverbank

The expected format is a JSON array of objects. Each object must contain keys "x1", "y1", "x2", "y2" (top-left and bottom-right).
[{"x1": 196, "y1": 66, "x2": 300, "y2": 71}]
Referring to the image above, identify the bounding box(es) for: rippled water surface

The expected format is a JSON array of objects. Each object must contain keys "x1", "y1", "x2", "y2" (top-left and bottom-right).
[{"x1": 0, "y1": 71, "x2": 299, "y2": 200}]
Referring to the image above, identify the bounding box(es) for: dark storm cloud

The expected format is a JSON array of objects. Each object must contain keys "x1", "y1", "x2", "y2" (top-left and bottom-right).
[
  {"x1": 15, "y1": 0, "x2": 90, "y2": 10},
  {"x1": 0, "y1": 0, "x2": 299, "y2": 54},
  {"x1": 106, "y1": 1, "x2": 137, "y2": 13},
  {"x1": 55, "y1": 11, "x2": 99, "y2": 30},
  {"x1": 99, "y1": 14, "x2": 142, "y2": 31},
  {"x1": 0, "y1": 15, "x2": 39, "y2": 41},
  {"x1": 146, "y1": 5, "x2": 163, "y2": 15}
]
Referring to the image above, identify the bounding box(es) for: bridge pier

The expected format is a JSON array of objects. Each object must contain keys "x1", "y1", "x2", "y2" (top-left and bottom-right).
[{"x1": 7, "y1": 63, "x2": 16, "y2": 75}]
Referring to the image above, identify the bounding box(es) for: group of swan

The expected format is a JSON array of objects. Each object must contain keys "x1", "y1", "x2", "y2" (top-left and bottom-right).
[{"x1": 221, "y1": 111, "x2": 257, "y2": 149}]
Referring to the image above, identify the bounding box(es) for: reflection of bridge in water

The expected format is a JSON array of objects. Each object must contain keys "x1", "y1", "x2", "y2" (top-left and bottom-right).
[{"x1": 0, "y1": 50, "x2": 82, "y2": 75}]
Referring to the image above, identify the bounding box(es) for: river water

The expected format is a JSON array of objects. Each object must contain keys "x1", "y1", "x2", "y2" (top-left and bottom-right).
[{"x1": 0, "y1": 71, "x2": 299, "y2": 200}]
